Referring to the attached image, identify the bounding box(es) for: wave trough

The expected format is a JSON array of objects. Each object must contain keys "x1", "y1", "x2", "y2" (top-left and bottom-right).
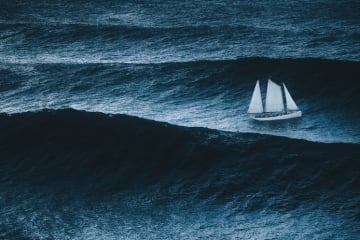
[{"x1": 1, "y1": 0, "x2": 360, "y2": 239}]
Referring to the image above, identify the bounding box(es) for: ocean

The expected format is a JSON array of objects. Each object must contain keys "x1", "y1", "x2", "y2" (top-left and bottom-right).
[{"x1": 0, "y1": 0, "x2": 359, "y2": 239}]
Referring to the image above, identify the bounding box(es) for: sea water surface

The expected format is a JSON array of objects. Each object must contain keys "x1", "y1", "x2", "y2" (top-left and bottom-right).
[{"x1": 0, "y1": 0, "x2": 360, "y2": 239}]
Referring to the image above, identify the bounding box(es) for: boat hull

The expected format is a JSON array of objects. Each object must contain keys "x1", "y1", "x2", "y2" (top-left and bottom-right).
[{"x1": 251, "y1": 111, "x2": 302, "y2": 121}]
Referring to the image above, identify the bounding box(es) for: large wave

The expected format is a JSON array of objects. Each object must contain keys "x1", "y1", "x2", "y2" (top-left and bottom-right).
[
  {"x1": 0, "y1": 108, "x2": 359, "y2": 191},
  {"x1": 1, "y1": 57, "x2": 359, "y2": 143},
  {"x1": 1, "y1": 0, "x2": 359, "y2": 62},
  {"x1": 0, "y1": 109, "x2": 359, "y2": 238}
]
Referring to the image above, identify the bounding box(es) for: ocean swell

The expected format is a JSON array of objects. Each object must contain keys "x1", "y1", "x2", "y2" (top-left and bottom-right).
[{"x1": 1, "y1": 109, "x2": 359, "y2": 199}]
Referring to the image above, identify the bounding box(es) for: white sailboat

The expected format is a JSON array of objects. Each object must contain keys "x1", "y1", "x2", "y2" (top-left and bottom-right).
[{"x1": 248, "y1": 79, "x2": 302, "y2": 121}]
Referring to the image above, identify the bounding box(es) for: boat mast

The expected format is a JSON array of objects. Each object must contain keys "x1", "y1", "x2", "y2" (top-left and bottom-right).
[{"x1": 282, "y1": 83, "x2": 288, "y2": 113}]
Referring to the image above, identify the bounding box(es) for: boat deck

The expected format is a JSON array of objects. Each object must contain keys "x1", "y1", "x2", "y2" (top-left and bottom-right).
[{"x1": 251, "y1": 110, "x2": 302, "y2": 121}]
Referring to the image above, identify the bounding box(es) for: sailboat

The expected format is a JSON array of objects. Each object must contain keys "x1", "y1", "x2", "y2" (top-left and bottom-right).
[{"x1": 248, "y1": 79, "x2": 302, "y2": 121}]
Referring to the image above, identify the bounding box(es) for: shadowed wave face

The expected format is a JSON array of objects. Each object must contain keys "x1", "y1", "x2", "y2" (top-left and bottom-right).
[
  {"x1": 0, "y1": 109, "x2": 360, "y2": 239},
  {"x1": 0, "y1": 0, "x2": 360, "y2": 239}
]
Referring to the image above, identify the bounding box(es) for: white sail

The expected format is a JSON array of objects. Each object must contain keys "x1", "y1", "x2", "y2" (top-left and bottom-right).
[
  {"x1": 283, "y1": 83, "x2": 299, "y2": 111},
  {"x1": 248, "y1": 80, "x2": 264, "y2": 113},
  {"x1": 265, "y1": 79, "x2": 284, "y2": 112}
]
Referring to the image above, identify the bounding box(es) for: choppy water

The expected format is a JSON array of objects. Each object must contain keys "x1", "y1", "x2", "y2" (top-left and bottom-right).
[{"x1": 1, "y1": 0, "x2": 359, "y2": 239}]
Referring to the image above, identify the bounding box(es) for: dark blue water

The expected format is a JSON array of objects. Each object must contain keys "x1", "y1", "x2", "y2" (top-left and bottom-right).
[{"x1": 0, "y1": 1, "x2": 360, "y2": 239}]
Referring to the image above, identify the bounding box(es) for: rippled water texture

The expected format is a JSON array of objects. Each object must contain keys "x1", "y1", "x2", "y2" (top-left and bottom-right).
[{"x1": 0, "y1": 0, "x2": 359, "y2": 239}]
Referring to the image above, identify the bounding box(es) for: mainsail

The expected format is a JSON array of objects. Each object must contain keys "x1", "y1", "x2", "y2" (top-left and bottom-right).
[
  {"x1": 283, "y1": 83, "x2": 299, "y2": 111},
  {"x1": 265, "y1": 80, "x2": 284, "y2": 112},
  {"x1": 248, "y1": 80, "x2": 263, "y2": 113}
]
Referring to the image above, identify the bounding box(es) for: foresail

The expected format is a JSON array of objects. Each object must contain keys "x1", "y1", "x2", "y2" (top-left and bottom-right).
[
  {"x1": 248, "y1": 80, "x2": 263, "y2": 113},
  {"x1": 265, "y1": 79, "x2": 284, "y2": 112},
  {"x1": 283, "y1": 83, "x2": 299, "y2": 111}
]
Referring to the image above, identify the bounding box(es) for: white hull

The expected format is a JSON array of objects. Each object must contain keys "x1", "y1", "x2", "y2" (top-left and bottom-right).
[{"x1": 251, "y1": 111, "x2": 302, "y2": 121}]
